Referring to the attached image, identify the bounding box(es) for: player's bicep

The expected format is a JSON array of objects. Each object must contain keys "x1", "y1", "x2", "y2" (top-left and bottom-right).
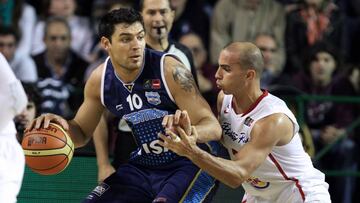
[
  {"x1": 164, "y1": 56, "x2": 212, "y2": 124},
  {"x1": 232, "y1": 117, "x2": 283, "y2": 177}
]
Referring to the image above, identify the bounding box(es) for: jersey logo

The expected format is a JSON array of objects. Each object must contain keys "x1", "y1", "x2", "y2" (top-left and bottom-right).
[
  {"x1": 91, "y1": 182, "x2": 110, "y2": 197},
  {"x1": 143, "y1": 79, "x2": 162, "y2": 89},
  {"x1": 244, "y1": 117, "x2": 254, "y2": 126},
  {"x1": 152, "y1": 79, "x2": 161, "y2": 89},
  {"x1": 222, "y1": 122, "x2": 249, "y2": 144},
  {"x1": 246, "y1": 177, "x2": 270, "y2": 189},
  {"x1": 123, "y1": 83, "x2": 134, "y2": 93},
  {"x1": 145, "y1": 91, "x2": 161, "y2": 105},
  {"x1": 116, "y1": 104, "x2": 123, "y2": 111},
  {"x1": 224, "y1": 104, "x2": 230, "y2": 114}
]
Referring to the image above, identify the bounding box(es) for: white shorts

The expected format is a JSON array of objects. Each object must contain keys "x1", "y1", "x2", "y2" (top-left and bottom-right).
[
  {"x1": 242, "y1": 182, "x2": 331, "y2": 203},
  {"x1": 0, "y1": 128, "x2": 25, "y2": 203}
]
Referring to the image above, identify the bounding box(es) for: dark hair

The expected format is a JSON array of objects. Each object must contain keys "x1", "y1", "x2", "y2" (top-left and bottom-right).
[
  {"x1": 98, "y1": 8, "x2": 144, "y2": 42},
  {"x1": 138, "y1": 0, "x2": 174, "y2": 11},
  {"x1": 22, "y1": 82, "x2": 42, "y2": 113},
  {"x1": 304, "y1": 42, "x2": 341, "y2": 74},
  {"x1": 0, "y1": 25, "x2": 20, "y2": 42},
  {"x1": 44, "y1": 16, "x2": 71, "y2": 38}
]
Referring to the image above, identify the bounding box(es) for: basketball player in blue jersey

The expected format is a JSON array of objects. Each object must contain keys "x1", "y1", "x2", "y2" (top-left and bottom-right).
[
  {"x1": 93, "y1": 0, "x2": 200, "y2": 183},
  {"x1": 26, "y1": 8, "x2": 221, "y2": 203}
]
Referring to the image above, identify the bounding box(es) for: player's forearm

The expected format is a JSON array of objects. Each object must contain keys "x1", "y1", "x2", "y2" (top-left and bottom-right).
[
  {"x1": 189, "y1": 147, "x2": 247, "y2": 188},
  {"x1": 194, "y1": 117, "x2": 222, "y2": 143},
  {"x1": 68, "y1": 120, "x2": 92, "y2": 148},
  {"x1": 93, "y1": 122, "x2": 111, "y2": 166}
]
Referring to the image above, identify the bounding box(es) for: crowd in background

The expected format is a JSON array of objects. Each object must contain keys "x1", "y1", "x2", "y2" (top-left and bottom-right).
[{"x1": 0, "y1": 0, "x2": 359, "y2": 202}]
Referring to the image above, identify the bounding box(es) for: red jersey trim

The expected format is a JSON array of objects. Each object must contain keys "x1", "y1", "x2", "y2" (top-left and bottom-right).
[
  {"x1": 269, "y1": 153, "x2": 305, "y2": 201},
  {"x1": 233, "y1": 90, "x2": 268, "y2": 117}
]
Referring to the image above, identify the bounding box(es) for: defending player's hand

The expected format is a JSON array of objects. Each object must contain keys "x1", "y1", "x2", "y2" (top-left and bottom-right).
[
  {"x1": 162, "y1": 110, "x2": 191, "y2": 136},
  {"x1": 25, "y1": 113, "x2": 69, "y2": 132},
  {"x1": 158, "y1": 126, "x2": 198, "y2": 158}
]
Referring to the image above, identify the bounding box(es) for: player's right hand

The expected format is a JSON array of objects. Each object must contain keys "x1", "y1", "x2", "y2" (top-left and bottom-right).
[
  {"x1": 98, "y1": 164, "x2": 116, "y2": 183},
  {"x1": 25, "y1": 113, "x2": 69, "y2": 132}
]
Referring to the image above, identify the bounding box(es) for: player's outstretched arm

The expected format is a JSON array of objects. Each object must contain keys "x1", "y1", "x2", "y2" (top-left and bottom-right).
[
  {"x1": 160, "y1": 113, "x2": 293, "y2": 188},
  {"x1": 93, "y1": 111, "x2": 115, "y2": 183},
  {"x1": 163, "y1": 56, "x2": 221, "y2": 143},
  {"x1": 26, "y1": 64, "x2": 105, "y2": 148}
]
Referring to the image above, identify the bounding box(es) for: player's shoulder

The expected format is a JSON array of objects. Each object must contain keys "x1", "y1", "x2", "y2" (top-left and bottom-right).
[{"x1": 86, "y1": 62, "x2": 105, "y2": 91}]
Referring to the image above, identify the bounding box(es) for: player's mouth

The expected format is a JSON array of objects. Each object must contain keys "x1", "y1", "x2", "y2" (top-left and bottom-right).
[
  {"x1": 152, "y1": 26, "x2": 166, "y2": 35},
  {"x1": 130, "y1": 55, "x2": 141, "y2": 60},
  {"x1": 216, "y1": 81, "x2": 222, "y2": 89}
]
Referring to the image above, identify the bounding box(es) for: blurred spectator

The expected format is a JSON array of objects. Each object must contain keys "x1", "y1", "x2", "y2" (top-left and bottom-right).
[
  {"x1": 140, "y1": 0, "x2": 196, "y2": 78},
  {"x1": 293, "y1": 42, "x2": 357, "y2": 203},
  {"x1": 169, "y1": 0, "x2": 210, "y2": 49},
  {"x1": 285, "y1": 0, "x2": 345, "y2": 74},
  {"x1": 254, "y1": 33, "x2": 292, "y2": 89},
  {"x1": 32, "y1": 17, "x2": 88, "y2": 119},
  {"x1": 210, "y1": 0, "x2": 286, "y2": 69},
  {"x1": 0, "y1": 0, "x2": 36, "y2": 56},
  {"x1": 31, "y1": 0, "x2": 94, "y2": 60},
  {"x1": 0, "y1": 25, "x2": 37, "y2": 82},
  {"x1": 14, "y1": 82, "x2": 41, "y2": 142},
  {"x1": 179, "y1": 32, "x2": 218, "y2": 114},
  {"x1": 338, "y1": 0, "x2": 360, "y2": 64}
]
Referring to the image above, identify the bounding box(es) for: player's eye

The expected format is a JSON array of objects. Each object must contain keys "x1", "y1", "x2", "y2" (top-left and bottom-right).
[
  {"x1": 137, "y1": 35, "x2": 144, "y2": 40},
  {"x1": 121, "y1": 37, "x2": 131, "y2": 43}
]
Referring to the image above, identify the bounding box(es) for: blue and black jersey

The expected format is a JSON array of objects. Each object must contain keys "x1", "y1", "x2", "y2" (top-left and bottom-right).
[{"x1": 101, "y1": 48, "x2": 181, "y2": 167}]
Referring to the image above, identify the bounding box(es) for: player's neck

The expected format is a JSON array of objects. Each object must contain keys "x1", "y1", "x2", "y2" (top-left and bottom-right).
[
  {"x1": 146, "y1": 35, "x2": 169, "y2": 51},
  {"x1": 233, "y1": 88, "x2": 264, "y2": 115},
  {"x1": 112, "y1": 63, "x2": 142, "y2": 83}
]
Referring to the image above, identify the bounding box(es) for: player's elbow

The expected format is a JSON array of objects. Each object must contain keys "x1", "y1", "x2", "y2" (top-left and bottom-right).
[
  {"x1": 214, "y1": 124, "x2": 222, "y2": 140},
  {"x1": 208, "y1": 121, "x2": 222, "y2": 141},
  {"x1": 226, "y1": 169, "x2": 248, "y2": 189},
  {"x1": 226, "y1": 176, "x2": 244, "y2": 189}
]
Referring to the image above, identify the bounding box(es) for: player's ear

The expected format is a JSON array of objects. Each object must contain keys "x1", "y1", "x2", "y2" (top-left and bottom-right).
[
  {"x1": 100, "y1": 36, "x2": 111, "y2": 51},
  {"x1": 246, "y1": 69, "x2": 256, "y2": 80}
]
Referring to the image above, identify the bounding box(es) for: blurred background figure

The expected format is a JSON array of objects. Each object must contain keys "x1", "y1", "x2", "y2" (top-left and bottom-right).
[
  {"x1": 32, "y1": 17, "x2": 88, "y2": 119},
  {"x1": 285, "y1": 0, "x2": 345, "y2": 74},
  {"x1": 31, "y1": 0, "x2": 93, "y2": 60},
  {"x1": 254, "y1": 33, "x2": 292, "y2": 89},
  {"x1": 179, "y1": 32, "x2": 218, "y2": 114},
  {"x1": 14, "y1": 82, "x2": 41, "y2": 142},
  {"x1": 0, "y1": 25, "x2": 37, "y2": 82},
  {"x1": 210, "y1": 0, "x2": 286, "y2": 70},
  {"x1": 293, "y1": 42, "x2": 358, "y2": 203},
  {"x1": 169, "y1": 0, "x2": 211, "y2": 50},
  {"x1": 0, "y1": 0, "x2": 36, "y2": 56}
]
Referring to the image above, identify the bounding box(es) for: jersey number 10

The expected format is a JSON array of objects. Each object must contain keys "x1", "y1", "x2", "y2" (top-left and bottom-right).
[{"x1": 126, "y1": 94, "x2": 143, "y2": 111}]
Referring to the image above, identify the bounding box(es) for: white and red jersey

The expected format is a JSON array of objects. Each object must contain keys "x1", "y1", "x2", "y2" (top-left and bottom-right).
[{"x1": 219, "y1": 91, "x2": 330, "y2": 202}]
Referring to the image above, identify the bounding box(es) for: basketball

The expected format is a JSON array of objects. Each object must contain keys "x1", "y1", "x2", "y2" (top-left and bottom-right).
[{"x1": 22, "y1": 123, "x2": 74, "y2": 175}]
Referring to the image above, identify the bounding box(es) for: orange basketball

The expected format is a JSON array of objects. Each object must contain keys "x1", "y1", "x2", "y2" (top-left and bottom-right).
[{"x1": 22, "y1": 123, "x2": 74, "y2": 175}]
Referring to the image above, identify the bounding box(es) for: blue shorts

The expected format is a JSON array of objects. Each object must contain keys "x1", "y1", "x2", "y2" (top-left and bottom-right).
[{"x1": 83, "y1": 158, "x2": 217, "y2": 203}]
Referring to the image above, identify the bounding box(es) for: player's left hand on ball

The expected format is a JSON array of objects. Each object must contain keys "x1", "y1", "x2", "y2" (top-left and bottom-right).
[{"x1": 158, "y1": 126, "x2": 198, "y2": 158}]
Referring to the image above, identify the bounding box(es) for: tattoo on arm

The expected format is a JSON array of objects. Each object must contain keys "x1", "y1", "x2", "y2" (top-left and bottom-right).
[{"x1": 172, "y1": 64, "x2": 199, "y2": 94}]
